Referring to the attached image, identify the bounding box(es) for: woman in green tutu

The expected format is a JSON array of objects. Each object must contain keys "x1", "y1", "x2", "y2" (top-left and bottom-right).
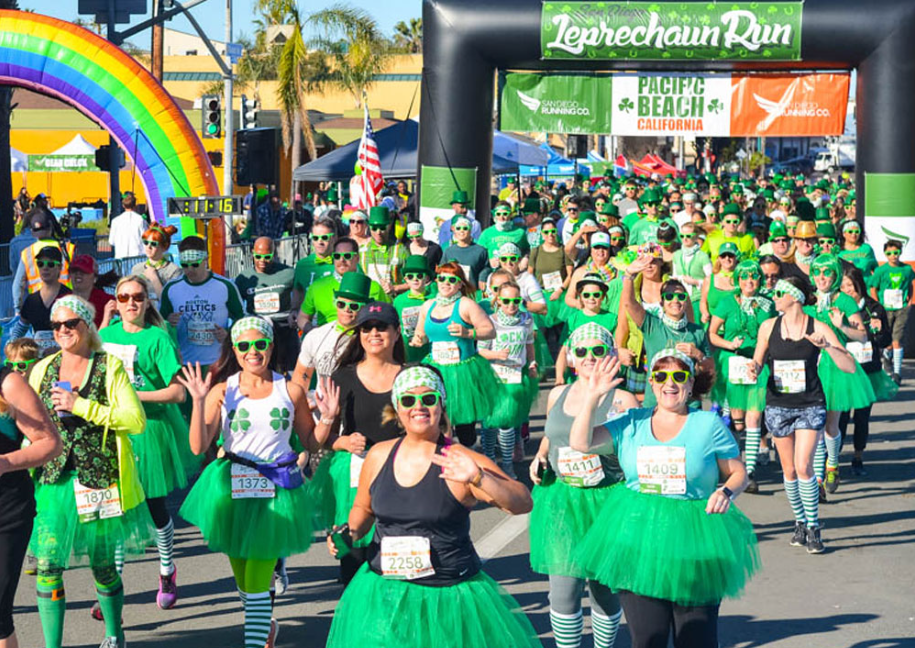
[
  {"x1": 570, "y1": 349, "x2": 759, "y2": 648},
  {"x1": 100, "y1": 275, "x2": 196, "y2": 610},
  {"x1": 409, "y1": 262, "x2": 503, "y2": 447},
  {"x1": 805, "y1": 254, "x2": 874, "y2": 495},
  {"x1": 28, "y1": 295, "x2": 155, "y2": 648},
  {"x1": 708, "y1": 259, "x2": 776, "y2": 493},
  {"x1": 177, "y1": 316, "x2": 326, "y2": 648},
  {"x1": 529, "y1": 323, "x2": 637, "y2": 648},
  {"x1": 838, "y1": 266, "x2": 897, "y2": 475},
  {"x1": 325, "y1": 365, "x2": 539, "y2": 648}
]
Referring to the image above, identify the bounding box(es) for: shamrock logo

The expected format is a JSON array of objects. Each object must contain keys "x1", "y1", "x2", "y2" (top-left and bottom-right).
[
  {"x1": 707, "y1": 99, "x2": 723, "y2": 114},
  {"x1": 699, "y1": 14, "x2": 711, "y2": 25},
  {"x1": 768, "y1": 4, "x2": 779, "y2": 12},
  {"x1": 269, "y1": 407, "x2": 291, "y2": 432},
  {"x1": 762, "y1": 49, "x2": 773, "y2": 58},
  {"x1": 662, "y1": 51, "x2": 672, "y2": 58},
  {"x1": 228, "y1": 408, "x2": 251, "y2": 433},
  {"x1": 619, "y1": 98, "x2": 635, "y2": 112},
  {"x1": 667, "y1": 10, "x2": 679, "y2": 21}
]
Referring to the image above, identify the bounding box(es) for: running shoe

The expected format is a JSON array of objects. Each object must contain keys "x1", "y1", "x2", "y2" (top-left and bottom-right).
[
  {"x1": 274, "y1": 559, "x2": 289, "y2": 597},
  {"x1": 757, "y1": 448, "x2": 771, "y2": 467},
  {"x1": 98, "y1": 636, "x2": 125, "y2": 648},
  {"x1": 851, "y1": 458, "x2": 867, "y2": 476},
  {"x1": 892, "y1": 373, "x2": 902, "y2": 386},
  {"x1": 265, "y1": 618, "x2": 279, "y2": 648},
  {"x1": 157, "y1": 567, "x2": 178, "y2": 610},
  {"x1": 744, "y1": 474, "x2": 759, "y2": 494},
  {"x1": 825, "y1": 466, "x2": 840, "y2": 494},
  {"x1": 818, "y1": 482, "x2": 827, "y2": 503},
  {"x1": 806, "y1": 526, "x2": 825, "y2": 554},
  {"x1": 789, "y1": 521, "x2": 807, "y2": 547}
]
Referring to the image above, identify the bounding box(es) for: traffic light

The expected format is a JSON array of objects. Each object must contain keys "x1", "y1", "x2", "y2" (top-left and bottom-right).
[
  {"x1": 94, "y1": 145, "x2": 126, "y2": 172},
  {"x1": 201, "y1": 94, "x2": 222, "y2": 138},
  {"x1": 240, "y1": 94, "x2": 259, "y2": 130}
]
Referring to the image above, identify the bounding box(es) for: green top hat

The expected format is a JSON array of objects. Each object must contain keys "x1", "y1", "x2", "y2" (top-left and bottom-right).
[
  {"x1": 796, "y1": 200, "x2": 816, "y2": 222},
  {"x1": 769, "y1": 221, "x2": 788, "y2": 240},
  {"x1": 451, "y1": 190, "x2": 470, "y2": 205},
  {"x1": 402, "y1": 254, "x2": 432, "y2": 277},
  {"x1": 640, "y1": 188, "x2": 662, "y2": 204},
  {"x1": 368, "y1": 205, "x2": 392, "y2": 226},
  {"x1": 814, "y1": 207, "x2": 831, "y2": 222},
  {"x1": 521, "y1": 197, "x2": 542, "y2": 214},
  {"x1": 722, "y1": 202, "x2": 741, "y2": 217},
  {"x1": 816, "y1": 222, "x2": 837, "y2": 239},
  {"x1": 599, "y1": 202, "x2": 619, "y2": 217},
  {"x1": 335, "y1": 271, "x2": 372, "y2": 302}
]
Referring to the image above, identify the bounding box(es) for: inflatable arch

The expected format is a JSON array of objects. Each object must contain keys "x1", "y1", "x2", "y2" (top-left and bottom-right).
[
  {"x1": 0, "y1": 10, "x2": 225, "y2": 268},
  {"x1": 419, "y1": 0, "x2": 915, "y2": 257}
]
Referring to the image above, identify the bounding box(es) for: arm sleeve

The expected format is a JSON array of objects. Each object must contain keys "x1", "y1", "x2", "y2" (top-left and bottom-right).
[{"x1": 71, "y1": 358, "x2": 147, "y2": 435}]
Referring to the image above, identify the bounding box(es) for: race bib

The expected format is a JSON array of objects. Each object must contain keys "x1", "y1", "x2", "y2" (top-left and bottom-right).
[
  {"x1": 380, "y1": 536, "x2": 435, "y2": 580},
  {"x1": 349, "y1": 453, "x2": 365, "y2": 489},
  {"x1": 493, "y1": 362, "x2": 523, "y2": 385},
  {"x1": 637, "y1": 445, "x2": 687, "y2": 495},
  {"x1": 846, "y1": 341, "x2": 874, "y2": 365},
  {"x1": 103, "y1": 342, "x2": 139, "y2": 386},
  {"x1": 187, "y1": 319, "x2": 215, "y2": 346},
  {"x1": 728, "y1": 356, "x2": 756, "y2": 385},
  {"x1": 432, "y1": 341, "x2": 461, "y2": 365},
  {"x1": 401, "y1": 306, "x2": 421, "y2": 335},
  {"x1": 773, "y1": 360, "x2": 806, "y2": 394},
  {"x1": 74, "y1": 479, "x2": 123, "y2": 523},
  {"x1": 542, "y1": 271, "x2": 563, "y2": 292},
  {"x1": 34, "y1": 330, "x2": 57, "y2": 351},
  {"x1": 230, "y1": 464, "x2": 275, "y2": 499},
  {"x1": 557, "y1": 447, "x2": 605, "y2": 487},
  {"x1": 883, "y1": 288, "x2": 904, "y2": 310},
  {"x1": 254, "y1": 292, "x2": 281, "y2": 314}
]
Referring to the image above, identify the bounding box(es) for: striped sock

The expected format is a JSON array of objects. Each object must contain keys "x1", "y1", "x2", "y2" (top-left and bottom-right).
[
  {"x1": 114, "y1": 543, "x2": 125, "y2": 576},
  {"x1": 498, "y1": 428, "x2": 516, "y2": 468},
  {"x1": 550, "y1": 608, "x2": 583, "y2": 648},
  {"x1": 784, "y1": 479, "x2": 805, "y2": 523},
  {"x1": 156, "y1": 518, "x2": 175, "y2": 576},
  {"x1": 238, "y1": 589, "x2": 248, "y2": 605},
  {"x1": 824, "y1": 432, "x2": 842, "y2": 470},
  {"x1": 744, "y1": 427, "x2": 761, "y2": 475},
  {"x1": 813, "y1": 439, "x2": 827, "y2": 482},
  {"x1": 799, "y1": 477, "x2": 820, "y2": 528},
  {"x1": 481, "y1": 428, "x2": 497, "y2": 462},
  {"x1": 243, "y1": 590, "x2": 273, "y2": 648},
  {"x1": 893, "y1": 348, "x2": 903, "y2": 374},
  {"x1": 591, "y1": 609, "x2": 622, "y2": 648}
]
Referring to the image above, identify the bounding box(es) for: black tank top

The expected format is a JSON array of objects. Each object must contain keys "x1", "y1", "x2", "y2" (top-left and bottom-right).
[
  {"x1": 368, "y1": 437, "x2": 481, "y2": 587},
  {"x1": 766, "y1": 314, "x2": 824, "y2": 408},
  {"x1": 0, "y1": 367, "x2": 36, "y2": 532}
]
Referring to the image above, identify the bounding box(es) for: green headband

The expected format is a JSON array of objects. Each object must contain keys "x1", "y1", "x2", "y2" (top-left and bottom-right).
[
  {"x1": 179, "y1": 249, "x2": 208, "y2": 264},
  {"x1": 568, "y1": 322, "x2": 615, "y2": 349},
  {"x1": 391, "y1": 366, "x2": 447, "y2": 408},
  {"x1": 51, "y1": 295, "x2": 94, "y2": 326},
  {"x1": 231, "y1": 316, "x2": 275, "y2": 344},
  {"x1": 774, "y1": 279, "x2": 805, "y2": 305}
]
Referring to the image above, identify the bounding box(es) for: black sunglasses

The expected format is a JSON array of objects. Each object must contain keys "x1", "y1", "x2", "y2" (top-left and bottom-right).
[
  {"x1": 180, "y1": 261, "x2": 202, "y2": 269},
  {"x1": 50, "y1": 318, "x2": 82, "y2": 331}
]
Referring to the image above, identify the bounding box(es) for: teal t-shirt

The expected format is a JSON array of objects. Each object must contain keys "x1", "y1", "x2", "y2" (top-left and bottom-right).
[
  {"x1": 441, "y1": 243, "x2": 489, "y2": 288},
  {"x1": 868, "y1": 263, "x2": 915, "y2": 311},
  {"x1": 100, "y1": 322, "x2": 182, "y2": 392},
  {"x1": 838, "y1": 244, "x2": 878, "y2": 276},
  {"x1": 640, "y1": 312, "x2": 710, "y2": 410}
]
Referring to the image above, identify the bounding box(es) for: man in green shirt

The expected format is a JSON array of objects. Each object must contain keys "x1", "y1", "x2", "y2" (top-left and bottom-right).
[
  {"x1": 359, "y1": 205, "x2": 409, "y2": 299},
  {"x1": 869, "y1": 239, "x2": 915, "y2": 383},
  {"x1": 292, "y1": 216, "x2": 336, "y2": 313},
  {"x1": 477, "y1": 201, "x2": 530, "y2": 267},
  {"x1": 441, "y1": 215, "x2": 489, "y2": 289},
  {"x1": 628, "y1": 188, "x2": 679, "y2": 247},
  {"x1": 298, "y1": 236, "x2": 388, "y2": 329}
]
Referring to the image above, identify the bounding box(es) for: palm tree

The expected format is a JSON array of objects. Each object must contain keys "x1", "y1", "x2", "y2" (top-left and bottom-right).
[
  {"x1": 393, "y1": 18, "x2": 422, "y2": 54},
  {"x1": 307, "y1": 5, "x2": 392, "y2": 108},
  {"x1": 0, "y1": 0, "x2": 20, "y2": 252}
]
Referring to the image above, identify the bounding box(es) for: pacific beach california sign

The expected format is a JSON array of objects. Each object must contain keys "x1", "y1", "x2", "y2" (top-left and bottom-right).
[{"x1": 541, "y1": 1, "x2": 803, "y2": 61}]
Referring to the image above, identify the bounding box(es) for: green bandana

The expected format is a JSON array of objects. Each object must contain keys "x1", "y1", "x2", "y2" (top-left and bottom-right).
[
  {"x1": 568, "y1": 322, "x2": 614, "y2": 349},
  {"x1": 231, "y1": 316, "x2": 275, "y2": 344},
  {"x1": 391, "y1": 366, "x2": 447, "y2": 408},
  {"x1": 649, "y1": 347, "x2": 695, "y2": 373},
  {"x1": 774, "y1": 279, "x2": 805, "y2": 305},
  {"x1": 51, "y1": 295, "x2": 94, "y2": 327}
]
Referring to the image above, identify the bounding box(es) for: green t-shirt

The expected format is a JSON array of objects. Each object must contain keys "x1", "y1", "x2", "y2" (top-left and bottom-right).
[
  {"x1": 441, "y1": 243, "x2": 489, "y2": 288},
  {"x1": 672, "y1": 248, "x2": 712, "y2": 303},
  {"x1": 100, "y1": 322, "x2": 182, "y2": 393},
  {"x1": 293, "y1": 253, "x2": 335, "y2": 294},
  {"x1": 641, "y1": 311, "x2": 709, "y2": 409},
  {"x1": 235, "y1": 262, "x2": 296, "y2": 320},
  {"x1": 838, "y1": 244, "x2": 878, "y2": 276},
  {"x1": 868, "y1": 263, "x2": 915, "y2": 311},
  {"x1": 628, "y1": 217, "x2": 680, "y2": 247},
  {"x1": 477, "y1": 225, "x2": 530, "y2": 260},
  {"x1": 622, "y1": 211, "x2": 642, "y2": 231},
  {"x1": 301, "y1": 272, "x2": 390, "y2": 326},
  {"x1": 711, "y1": 293, "x2": 776, "y2": 354},
  {"x1": 562, "y1": 309, "x2": 619, "y2": 344}
]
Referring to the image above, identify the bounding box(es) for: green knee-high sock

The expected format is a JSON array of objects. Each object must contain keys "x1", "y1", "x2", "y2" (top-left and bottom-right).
[
  {"x1": 96, "y1": 575, "x2": 125, "y2": 640},
  {"x1": 36, "y1": 572, "x2": 66, "y2": 648}
]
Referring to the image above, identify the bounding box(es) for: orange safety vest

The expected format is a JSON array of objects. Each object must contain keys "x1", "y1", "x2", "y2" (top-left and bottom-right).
[{"x1": 22, "y1": 240, "x2": 76, "y2": 294}]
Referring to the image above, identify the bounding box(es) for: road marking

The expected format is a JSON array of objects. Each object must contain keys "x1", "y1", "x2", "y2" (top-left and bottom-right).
[{"x1": 475, "y1": 513, "x2": 530, "y2": 563}]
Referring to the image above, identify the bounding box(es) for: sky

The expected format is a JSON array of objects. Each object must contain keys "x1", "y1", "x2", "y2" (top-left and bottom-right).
[{"x1": 22, "y1": 0, "x2": 422, "y2": 46}]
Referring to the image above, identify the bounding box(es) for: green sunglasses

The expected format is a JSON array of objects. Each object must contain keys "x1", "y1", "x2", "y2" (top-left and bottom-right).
[
  {"x1": 818, "y1": 238, "x2": 836, "y2": 245},
  {"x1": 311, "y1": 233, "x2": 333, "y2": 242},
  {"x1": 437, "y1": 274, "x2": 461, "y2": 284},
  {"x1": 580, "y1": 291, "x2": 604, "y2": 300},
  {"x1": 662, "y1": 292, "x2": 689, "y2": 302},
  {"x1": 454, "y1": 225, "x2": 471, "y2": 232},
  {"x1": 369, "y1": 224, "x2": 388, "y2": 232},
  {"x1": 142, "y1": 239, "x2": 159, "y2": 248},
  {"x1": 36, "y1": 260, "x2": 61, "y2": 269},
  {"x1": 542, "y1": 228, "x2": 557, "y2": 235},
  {"x1": 738, "y1": 271, "x2": 760, "y2": 281},
  {"x1": 886, "y1": 250, "x2": 902, "y2": 256},
  {"x1": 404, "y1": 273, "x2": 427, "y2": 281},
  {"x1": 572, "y1": 344, "x2": 609, "y2": 359},
  {"x1": 494, "y1": 210, "x2": 512, "y2": 217},
  {"x1": 332, "y1": 251, "x2": 357, "y2": 260},
  {"x1": 253, "y1": 253, "x2": 274, "y2": 261},
  {"x1": 651, "y1": 370, "x2": 690, "y2": 384},
  {"x1": 811, "y1": 267, "x2": 835, "y2": 277},
  {"x1": 844, "y1": 229, "x2": 861, "y2": 235},
  {"x1": 399, "y1": 392, "x2": 442, "y2": 409},
  {"x1": 234, "y1": 338, "x2": 271, "y2": 352},
  {"x1": 723, "y1": 218, "x2": 741, "y2": 225},
  {"x1": 4, "y1": 358, "x2": 36, "y2": 372},
  {"x1": 500, "y1": 297, "x2": 522, "y2": 305},
  {"x1": 500, "y1": 255, "x2": 520, "y2": 263},
  {"x1": 336, "y1": 299, "x2": 364, "y2": 312}
]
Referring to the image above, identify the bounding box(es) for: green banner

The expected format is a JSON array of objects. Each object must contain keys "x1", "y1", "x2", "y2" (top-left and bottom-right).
[
  {"x1": 419, "y1": 165, "x2": 478, "y2": 242},
  {"x1": 865, "y1": 173, "x2": 915, "y2": 257},
  {"x1": 541, "y1": 2, "x2": 803, "y2": 61},
  {"x1": 28, "y1": 154, "x2": 98, "y2": 172},
  {"x1": 501, "y1": 73, "x2": 611, "y2": 134}
]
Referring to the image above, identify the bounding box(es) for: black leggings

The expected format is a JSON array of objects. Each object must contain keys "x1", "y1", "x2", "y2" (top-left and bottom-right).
[
  {"x1": 619, "y1": 590, "x2": 720, "y2": 648},
  {"x1": 0, "y1": 521, "x2": 34, "y2": 639},
  {"x1": 146, "y1": 496, "x2": 171, "y2": 529},
  {"x1": 838, "y1": 406, "x2": 873, "y2": 453},
  {"x1": 454, "y1": 423, "x2": 477, "y2": 447}
]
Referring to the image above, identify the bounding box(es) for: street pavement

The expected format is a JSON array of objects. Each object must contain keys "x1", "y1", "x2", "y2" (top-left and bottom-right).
[{"x1": 13, "y1": 366, "x2": 915, "y2": 648}]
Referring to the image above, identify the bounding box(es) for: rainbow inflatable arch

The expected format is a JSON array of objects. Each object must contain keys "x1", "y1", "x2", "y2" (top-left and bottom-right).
[{"x1": 0, "y1": 10, "x2": 224, "y2": 263}]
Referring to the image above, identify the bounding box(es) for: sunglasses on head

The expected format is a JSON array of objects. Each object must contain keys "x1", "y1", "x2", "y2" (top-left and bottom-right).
[
  {"x1": 818, "y1": 238, "x2": 836, "y2": 245},
  {"x1": 336, "y1": 299, "x2": 364, "y2": 312},
  {"x1": 37, "y1": 260, "x2": 61, "y2": 269},
  {"x1": 886, "y1": 250, "x2": 902, "y2": 257},
  {"x1": 4, "y1": 358, "x2": 36, "y2": 371},
  {"x1": 180, "y1": 261, "x2": 202, "y2": 269},
  {"x1": 499, "y1": 297, "x2": 522, "y2": 305},
  {"x1": 333, "y1": 251, "x2": 357, "y2": 261},
  {"x1": 234, "y1": 338, "x2": 271, "y2": 352},
  {"x1": 662, "y1": 292, "x2": 688, "y2": 302},
  {"x1": 651, "y1": 370, "x2": 690, "y2": 384},
  {"x1": 399, "y1": 392, "x2": 441, "y2": 409},
  {"x1": 116, "y1": 292, "x2": 146, "y2": 304},
  {"x1": 437, "y1": 274, "x2": 461, "y2": 284},
  {"x1": 369, "y1": 224, "x2": 388, "y2": 232},
  {"x1": 542, "y1": 228, "x2": 557, "y2": 235},
  {"x1": 580, "y1": 291, "x2": 604, "y2": 300},
  {"x1": 811, "y1": 267, "x2": 835, "y2": 278},
  {"x1": 50, "y1": 318, "x2": 82, "y2": 331},
  {"x1": 738, "y1": 271, "x2": 760, "y2": 281},
  {"x1": 142, "y1": 239, "x2": 159, "y2": 248},
  {"x1": 500, "y1": 255, "x2": 519, "y2": 263},
  {"x1": 311, "y1": 233, "x2": 332, "y2": 242},
  {"x1": 572, "y1": 344, "x2": 609, "y2": 359}
]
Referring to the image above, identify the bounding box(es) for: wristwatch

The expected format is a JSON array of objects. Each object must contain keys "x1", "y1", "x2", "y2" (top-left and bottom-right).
[{"x1": 720, "y1": 486, "x2": 735, "y2": 500}]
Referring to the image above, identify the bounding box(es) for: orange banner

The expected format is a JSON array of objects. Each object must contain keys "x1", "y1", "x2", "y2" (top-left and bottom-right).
[{"x1": 730, "y1": 73, "x2": 850, "y2": 137}]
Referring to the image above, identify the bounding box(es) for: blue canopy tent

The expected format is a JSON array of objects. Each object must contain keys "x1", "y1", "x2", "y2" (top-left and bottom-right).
[{"x1": 519, "y1": 143, "x2": 590, "y2": 177}]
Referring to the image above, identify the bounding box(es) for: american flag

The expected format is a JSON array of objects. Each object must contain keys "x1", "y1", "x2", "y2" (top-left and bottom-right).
[{"x1": 355, "y1": 100, "x2": 384, "y2": 209}]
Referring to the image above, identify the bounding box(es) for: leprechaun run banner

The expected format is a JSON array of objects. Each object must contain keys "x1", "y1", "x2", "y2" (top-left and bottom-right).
[
  {"x1": 500, "y1": 71, "x2": 848, "y2": 137},
  {"x1": 541, "y1": 1, "x2": 804, "y2": 61}
]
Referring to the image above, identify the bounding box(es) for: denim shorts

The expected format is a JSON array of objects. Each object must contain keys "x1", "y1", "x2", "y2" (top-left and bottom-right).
[{"x1": 765, "y1": 405, "x2": 827, "y2": 437}]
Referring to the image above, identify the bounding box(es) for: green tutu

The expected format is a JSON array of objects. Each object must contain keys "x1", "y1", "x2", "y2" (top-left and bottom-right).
[
  {"x1": 717, "y1": 351, "x2": 769, "y2": 412},
  {"x1": 310, "y1": 451, "x2": 373, "y2": 548},
  {"x1": 868, "y1": 368, "x2": 899, "y2": 402},
  {"x1": 326, "y1": 564, "x2": 541, "y2": 648},
  {"x1": 819, "y1": 351, "x2": 876, "y2": 411},
  {"x1": 709, "y1": 348, "x2": 728, "y2": 406},
  {"x1": 530, "y1": 480, "x2": 619, "y2": 579},
  {"x1": 483, "y1": 370, "x2": 540, "y2": 430},
  {"x1": 29, "y1": 472, "x2": 155, "y2": 569},
  {"x1": 575, "y1": 486, "x2": 760, "y2": 606},
  {"x1": 133, "y1": 403, "x2": 197, "y2": 499},
  {"x1": 179, "y1": 458, "x2": 316, "y2": 560},
  {"x1": 422, "y1": 354, "x2": 506, "y2": 427},
  {"x1": 533, "y1": 291, "x2": 566, "y2": 329}
]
